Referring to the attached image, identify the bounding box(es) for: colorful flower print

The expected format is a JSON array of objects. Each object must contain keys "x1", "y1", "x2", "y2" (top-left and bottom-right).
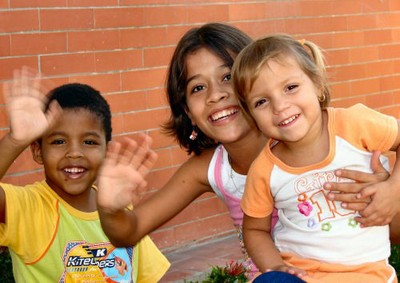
[{"x1": 298, "y1": 201, "x2": 313, "y2": 216}]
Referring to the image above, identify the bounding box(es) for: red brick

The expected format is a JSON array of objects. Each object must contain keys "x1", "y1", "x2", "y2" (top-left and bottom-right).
[
  {"x1": 0, "y1": 10, "x2": 39, "y2": 33},
  {"x1": 106, "y1": 91, "x2": 147, "y2": 114},
  {"x1": 0, "y1": 106, "x2": 7, "y2": 127},
  {"x1": 365, "y1": 29, "x2": 394, "y2": 45},
  {"x1": 119, "y1": 108, "x2": 169, "y2": 133},
  {"x1": 68, "y1": 30, "x2": 120, "y2": 52},
  {"x1": 159, "y1": 197, "x2": 229, "y2": 228},
  {"x1": 154, "y1": 213, "x2": 233, "y2": 249},
  {"x1": 381, "y1": 105, "x2": 400, "y2": 118},
  {"x1": 144, "y1": 46, "x2": 174, "y2": 68},
  {"x1": 381, "y1": 75, "x2": 400, "y2": 92},
  {"x1": 10, "y1": 0, "x2": 66, "y2": 8},
  {"x1": 0, "y1": 57, "x2": 38, "y2": 80},
  {"x1": 229, "y1": 3, "x2": 272, "y2": 21},
  {"x1": 5, "y1": 149, "x2": 42, "y2": 174},
  {"x1": 147, "y1": 128, "x2": 177, "y2": 149},
  {"x1": 327, "y1": 49, "x2": 350, "y2": 66},
  {"x1": 121, "y1": 68, "x2": 166, "y2": 91},
  {"x1": 11, "y1": 32, "x2": 67, "y2": 56},
  {"x1": 94, "y1": 7, "x2": 144, "y2": 28},
  {"x1": 0, "y1": 0, "x2": 8, "y2": 8},
  {"x1": 331, "y1": 31, "x2": 365, "y2": 48},
  {"x1": 146, "y1": 167, "x2": 178, "y2": 191},
  {"x1": 170, "y1": 146, "x2": 190, "y2": 166},
  {"x1": 68, "y1": 0, "x2": 118, "y2": 6},
  {"x1": 187, "y1": 5, "x2": 229, "y2": 23},
  {"x1": 69, "y1": 73, "x2": 121, "y2": 93},
  {"x1": 330, "y1": 81, "x2": 351, "y2": 100},
  {"x1": 389, "y1": 0, "x2": 400, "y2": 9},
  {"x1": 41, "y1": 77, "x2": 70, "y2": 92},
  {"x1": 333, "y1": 64, "x2": 366, "y2": 82},
  {"x1": 350, "y1": 78, "x2": 381, "y2": 96},
  {"x1": 379, "y1": 44, "x2": 400, "y2": 59},
  {"x1": 40, "y1": 9, "x2": 94, "y2": 31},
  {"x1": 41, "y1": 53, "x2": 96, "y2": 76},
  {"x1": 394, "y1": 91, "x2": 400, "y2": 105},
  {"x1": 330, "y1": 96, "x2": 367, "y2": 109},
  {"x1": 152, "y1": 147, "x2": 174, "y2": 168},
  {"x1": 347, "y1": 14, "x2": 378, "y2": 30},
  {"x1": 145, "y1": 88, "x2": 168, "y2": 109},
  {"x1": 143, "y1": 6, "x2": 187, "y2": 25},
  {"x1": 120, "y1": 27, "x2": 170, "y2": 48},
  {"x1": 0, "y1": 35, "x2": 10, "y2": 56},
  {"x1": 95, "y1": 49, "x2": 142, "y2": 72},
  {"x1": 361, "y1": 0, "x2": 390, "y2": 12},
  {"x1": 349, "y1": 46, "x2": 379, "y2": 63},
  {"x1": 377, "y1": 13, "x2": 400, "y2": 28},
  {"x1": 366, "y1": 92, "x2": 394, "y2": 109}
]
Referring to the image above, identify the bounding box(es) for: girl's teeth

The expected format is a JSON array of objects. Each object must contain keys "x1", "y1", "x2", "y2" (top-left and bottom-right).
[
  {"x1": 280, "y1": 115, "x2": 298, "y2": 126},
  {"x1": 211, "y1": 108, "x2": 238, "y2": 121}
]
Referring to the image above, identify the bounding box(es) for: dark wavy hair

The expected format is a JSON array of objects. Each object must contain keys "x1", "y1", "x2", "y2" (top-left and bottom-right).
[{"x1": 163, "y1": 23, "x2": 252, "y2": 155}]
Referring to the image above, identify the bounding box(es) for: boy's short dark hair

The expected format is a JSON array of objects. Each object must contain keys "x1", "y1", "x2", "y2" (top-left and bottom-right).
[{"x1": 46, "y1": 83, "x2": 112, "y2": 142}]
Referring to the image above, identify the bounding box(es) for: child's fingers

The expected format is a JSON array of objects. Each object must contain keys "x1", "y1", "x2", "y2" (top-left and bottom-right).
[
  {"x1": 46, "y1": 100, "x2": 63, "y2": 127},
  {"x1": 137, "y1": 150, "x2": 158, "y2": 177},
  {"x1": 355, "y1": 212, "x2": 391, "y2": 227},
  {"x1": 104, "y1": 141, "x2": 122, "y2": 167},
  {"x1": 118, "y1": 138, "x2": 139, "y2": 165},
  {"x1": 340, "y1": 202, "x2": 368, "y2": 211},
  {"x1": 127, "y1": 135, "x2": 157, "y2": 176},
  {"x1": 324, "y1": 181, "x2": 363, "y2": 194},
  {"x1": 129, "y1": 134, "x2": 154, "y2": 169},
  {"x1": 356, "y1": 185, "x2": 377, "y2": 200},
  {"x1": 3, "y1": 82, "x2": 11, "y2": 104}
]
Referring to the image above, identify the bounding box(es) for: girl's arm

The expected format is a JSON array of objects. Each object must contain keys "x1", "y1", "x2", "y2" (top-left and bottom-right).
[
  {"x1": 243, "y1": 214, "x2": 306, "y2": 277},
  {"x1": 329, "y1": 120, "x2": 400, "y2": 229},
  {"x1": 324, "y1": 150, "x2": 389, "y2": 212},
  {"x1": 97, "y1": 146, "x2": 214, "y2": 247}
]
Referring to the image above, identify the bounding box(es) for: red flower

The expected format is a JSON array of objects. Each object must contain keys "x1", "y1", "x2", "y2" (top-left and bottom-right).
[{"x1": 225, "y1": 260, "x2": 246, "y2": 276}]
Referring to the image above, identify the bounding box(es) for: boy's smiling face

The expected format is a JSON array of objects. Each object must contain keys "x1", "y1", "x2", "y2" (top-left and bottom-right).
[{"x1": 31, "y1": 108, "x2": 107, "y2": 210}]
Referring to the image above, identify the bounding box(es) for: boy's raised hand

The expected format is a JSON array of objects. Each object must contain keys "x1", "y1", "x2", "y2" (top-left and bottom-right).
[
  {"x1": 97, "y1": 134, "x2": 158, "y2": 212},
  {"x1": 3, "y1": 67, "x2": 62, "y2": 145}
]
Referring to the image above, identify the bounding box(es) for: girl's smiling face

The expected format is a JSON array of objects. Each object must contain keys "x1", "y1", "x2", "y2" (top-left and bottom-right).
[
  {"x1": 184, "y1": 47, "x2": 255, "y2": 144},
  {"x1": 31, "y1": 108, "x2": 107, "y2": 209},
  {"x1": 246, "y1": 56, "x2": 323, "y2": 146}
]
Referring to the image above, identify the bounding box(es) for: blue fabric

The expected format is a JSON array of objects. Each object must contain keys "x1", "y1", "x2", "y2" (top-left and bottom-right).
[{"x1": 253, "y1": 271, "x2": 306, "y2": 283}]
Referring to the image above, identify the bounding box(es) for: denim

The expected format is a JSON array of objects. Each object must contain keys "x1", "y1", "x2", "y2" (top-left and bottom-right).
[{"x1": 253, "y1": 271, "x2": 306, "y2": 283}]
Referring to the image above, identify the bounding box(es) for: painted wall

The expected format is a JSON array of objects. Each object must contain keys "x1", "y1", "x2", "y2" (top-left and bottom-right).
[{"x1": 1, "y1": 0, "x2": 400, "y2": 252}]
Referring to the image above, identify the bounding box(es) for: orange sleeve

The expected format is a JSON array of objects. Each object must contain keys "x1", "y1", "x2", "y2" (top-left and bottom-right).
[
  {"x1": 240, "y1": 147, "x2": 275, "y2": 218},
  {"x1": 334, "y1": 104, "x2": 398, "y2": 152}
]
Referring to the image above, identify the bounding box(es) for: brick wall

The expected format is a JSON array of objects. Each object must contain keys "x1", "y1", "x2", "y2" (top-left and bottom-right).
[{"x1": 1, "y1": 0, "x2": 400, "y2": 252}]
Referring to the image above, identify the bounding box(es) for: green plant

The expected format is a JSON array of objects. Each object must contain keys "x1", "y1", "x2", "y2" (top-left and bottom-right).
[
  {"x1": 0, "y1": 248, "x2": 14, "y2": 283},
  {"x1": 203, "y1": 260, "x2": 248, "y2": 283},
  {"x1": 390, "y1": 244, "x2": 400, "y2": 276}
]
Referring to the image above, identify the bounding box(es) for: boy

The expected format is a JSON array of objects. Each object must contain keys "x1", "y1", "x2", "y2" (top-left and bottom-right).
[{"x1": 0, "y1": 67, "x2": 170, "y2": 282}]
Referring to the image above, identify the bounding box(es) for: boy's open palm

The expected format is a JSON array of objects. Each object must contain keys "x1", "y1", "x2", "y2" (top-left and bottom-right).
[
  {"x1": 97, "y1": 135, "x2": 158, "y2": 212},
  {"x1": 3, "y1": 67, "x2": 62, "y2": 144}
]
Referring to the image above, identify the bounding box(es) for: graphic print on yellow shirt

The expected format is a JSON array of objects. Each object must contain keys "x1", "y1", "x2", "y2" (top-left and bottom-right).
[{"x1": 60, "y1": 241, "x2": 134, "y2": 282}]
